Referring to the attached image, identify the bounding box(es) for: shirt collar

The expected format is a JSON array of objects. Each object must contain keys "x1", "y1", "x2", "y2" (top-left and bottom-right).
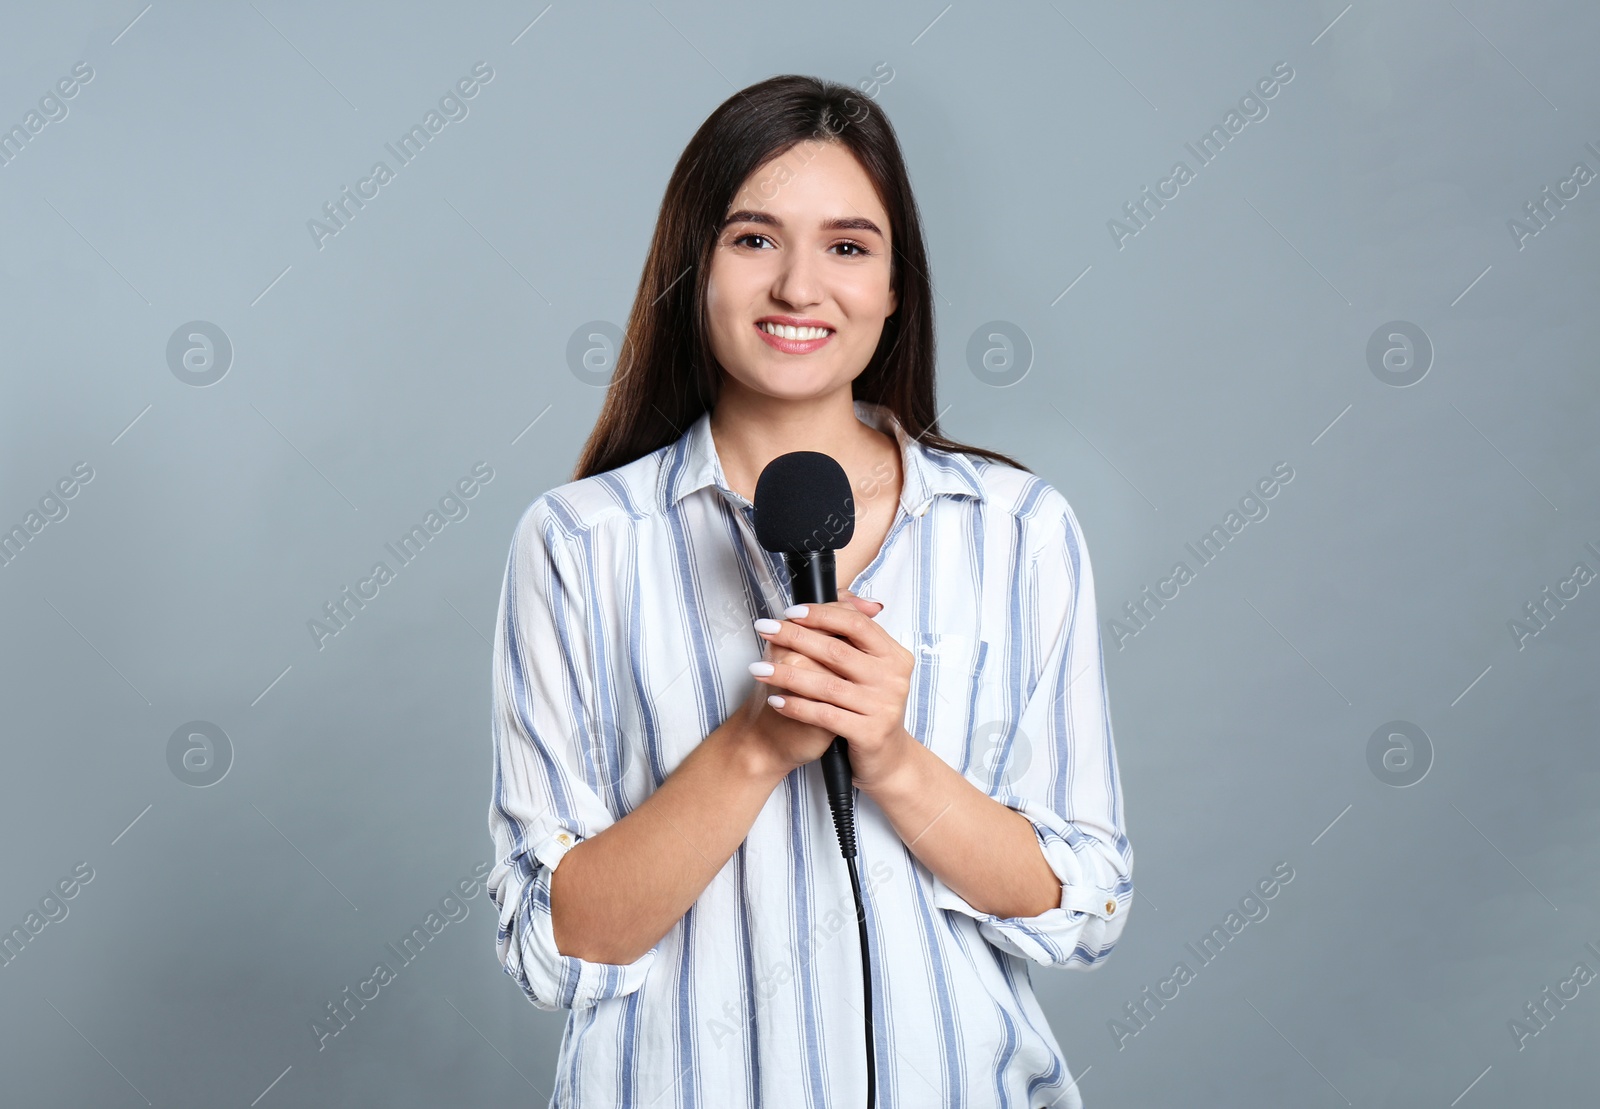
[{"x1": 660, "y1": 398, "x2": 985, "y2": 517}]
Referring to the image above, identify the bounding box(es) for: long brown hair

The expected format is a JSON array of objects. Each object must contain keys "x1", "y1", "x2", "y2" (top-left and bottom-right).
[{"x1": 571, "y1": 73, "x2": 1031, "y2": 482}]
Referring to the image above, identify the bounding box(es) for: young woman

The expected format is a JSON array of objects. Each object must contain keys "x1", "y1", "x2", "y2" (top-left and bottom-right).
[{"x1": 488, "y1": 74, "x2": 1132, "y2": 1109}]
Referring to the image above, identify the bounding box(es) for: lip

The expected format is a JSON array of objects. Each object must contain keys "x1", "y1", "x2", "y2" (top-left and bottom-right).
[
  {"x1": 754, "y1": 319, "x2": 835, "y2": 355},
  {"x1": 756, "y1": 315, "x2": 835, "y2": 329}
]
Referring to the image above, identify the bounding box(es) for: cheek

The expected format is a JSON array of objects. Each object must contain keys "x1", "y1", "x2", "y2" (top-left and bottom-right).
[
  {"x1": 841, "y1": 275, "x2": 895, "y2": 321},
  {"x1": 703, "y1": 286, "x2": 742, "y2": 347},
  {"x1": 706, "y1": 270, "x2": 760, "y2": 332},
  {"x1": 839, "y1": 310, "x2": 886, "y2": 349}
]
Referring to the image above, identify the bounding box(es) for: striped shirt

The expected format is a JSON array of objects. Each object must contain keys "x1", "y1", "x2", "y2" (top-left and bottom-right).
[{"x1": 488, "y1": 398, "x2": 1133, "y2": 1109}]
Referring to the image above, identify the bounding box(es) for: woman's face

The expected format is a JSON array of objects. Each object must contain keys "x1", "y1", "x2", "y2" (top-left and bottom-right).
[{"x1": 705, "y1": 141, "x2": 898, "y2": 404}]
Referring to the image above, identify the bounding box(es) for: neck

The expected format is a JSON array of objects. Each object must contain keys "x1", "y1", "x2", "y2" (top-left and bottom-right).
[{"x1": 709, "y1": 386, "x2": 888, "y2": 504}]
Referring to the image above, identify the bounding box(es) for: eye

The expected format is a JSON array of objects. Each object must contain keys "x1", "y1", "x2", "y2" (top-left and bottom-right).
[{"x1": 728, "y1": 233, "x2": 874, "y2": 257}]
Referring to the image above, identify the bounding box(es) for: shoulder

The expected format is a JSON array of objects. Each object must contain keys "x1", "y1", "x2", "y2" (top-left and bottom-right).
[
  {"x1": 957, "y1": 453, "x2": 1090, "y2": 561},
  {"x1": 508, "y1": 445, "x2": 672, "y2": 556}
]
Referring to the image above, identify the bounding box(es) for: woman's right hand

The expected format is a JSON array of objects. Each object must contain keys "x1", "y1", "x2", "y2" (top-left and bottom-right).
[{"x1": 735, "y1": 590, "x2": 885, "y2": 778}]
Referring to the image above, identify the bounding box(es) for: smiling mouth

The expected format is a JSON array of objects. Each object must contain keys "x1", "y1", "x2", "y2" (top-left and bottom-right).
[
  {"x1": 757, "y1": 321, "x2": 834, "y2": 340},
  {"x1": 753, "y1": 321, "x2": 836, "y2": 354}
]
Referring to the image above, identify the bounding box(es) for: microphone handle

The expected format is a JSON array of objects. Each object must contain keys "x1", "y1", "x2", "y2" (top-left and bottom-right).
[{"x1": 783, "y1": 550, "x2": 857, "y2": 858}]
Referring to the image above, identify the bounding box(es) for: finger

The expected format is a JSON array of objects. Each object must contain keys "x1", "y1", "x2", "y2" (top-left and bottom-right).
[
  {"x1": 843, "y1": 595, "x2": 884, "y2": 617},
  {"x1": 763, "y1": 687, "x2": 863, "y2": 733},
  {"x1": 755, "y1": 657, "x2": 875, "y2": 713},
  {"x1": 758, "y1": 631, "x2": 822, "y2": 672},
  {"x1": 841, "y1": 588, "x2": 885, "y2": 616},
  {"x1": 775, "y1": 599, "x2": 892, "y2": 656},
  {"x1": 768, "y1": 645, "x2": 823, "y2": 672},
  {"x1": 755, "y1": 613, "x2": 868, "y2": 679}
]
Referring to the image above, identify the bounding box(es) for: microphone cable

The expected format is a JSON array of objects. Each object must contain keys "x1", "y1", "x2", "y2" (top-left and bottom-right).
[{"x1": 821, "y1": 736, "x2": 876, "y2": 1109}]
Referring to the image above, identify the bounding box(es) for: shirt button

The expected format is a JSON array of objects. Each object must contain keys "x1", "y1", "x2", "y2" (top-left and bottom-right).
[
  {"x1": 1104, "y1": 900, "x2": 1116, "y2": 915},
  {"x1": 557, "y1": 833, "x2": 572, "y2": 846}
]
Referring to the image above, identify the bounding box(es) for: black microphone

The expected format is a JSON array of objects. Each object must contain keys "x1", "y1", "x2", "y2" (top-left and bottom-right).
[
  {"x1": 753, "y1": 449, "x2": 879, "y2": 1109},
  {"x1": 752, "y1": 450, "x2": 859, "y2": 858}
]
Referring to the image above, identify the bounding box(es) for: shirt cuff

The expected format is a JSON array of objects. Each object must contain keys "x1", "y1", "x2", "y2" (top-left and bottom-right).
[
  {"x1": 928, "y1": 800, "x2": 1129, "y2": 969},
  {"x1": 498, "y1": 828, "x2": 658, "y2": 1011}
]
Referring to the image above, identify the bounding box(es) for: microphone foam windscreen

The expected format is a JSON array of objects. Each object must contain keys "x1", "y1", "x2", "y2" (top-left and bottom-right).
[{"x1": 753, "y1": 451, "x2": 856, "y2": 554}]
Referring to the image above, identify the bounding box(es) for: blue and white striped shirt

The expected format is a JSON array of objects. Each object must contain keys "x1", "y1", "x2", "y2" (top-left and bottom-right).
[{"x1": 488, "y1": 398, "x2": 1133, "y2": 1108}]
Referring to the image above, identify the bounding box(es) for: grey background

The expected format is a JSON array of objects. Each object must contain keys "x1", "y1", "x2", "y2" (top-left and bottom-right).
[{"x1": 1, "y1": 1, "x2": 1595, "y2": 1105}]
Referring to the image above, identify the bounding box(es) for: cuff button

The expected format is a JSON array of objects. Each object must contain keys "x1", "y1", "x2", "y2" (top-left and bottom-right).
[
  {"x1": 557, "y1": 833, "x2": 573, "y2": 845},
  {"x1": 1104, "y1": 900, "x2": 1116, "y2": 915}
]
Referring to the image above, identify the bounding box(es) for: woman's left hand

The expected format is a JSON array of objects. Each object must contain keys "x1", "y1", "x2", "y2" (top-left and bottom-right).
[{"x1": 750, "y1": 587, "x2": 917, "y2": 794}]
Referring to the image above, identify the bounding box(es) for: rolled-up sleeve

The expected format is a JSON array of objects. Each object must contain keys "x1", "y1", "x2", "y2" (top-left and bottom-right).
[
  {"x1": 930, "y1": 489, "x2": 1134, "y2": 969},
  {"x1": 487, "y1": 498, "x2": 657, "y2": 1011}
]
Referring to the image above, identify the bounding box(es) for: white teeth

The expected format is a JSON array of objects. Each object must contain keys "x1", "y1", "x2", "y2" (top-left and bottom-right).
[{"x1": 759, "y1": 322, "x2": 832, "y2": 340}]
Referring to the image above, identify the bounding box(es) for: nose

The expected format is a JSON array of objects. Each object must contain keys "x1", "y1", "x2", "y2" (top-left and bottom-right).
[{"x1": 770, "y1": 247, "x2": 822, "y2": 310}]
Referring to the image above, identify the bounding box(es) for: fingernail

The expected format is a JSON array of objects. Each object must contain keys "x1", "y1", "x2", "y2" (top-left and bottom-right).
[
  {"x1": 782, "y1": 604, "x2": 808, "y2": 619},
  {"x1": 753, "y1": 618, "x2": 781, "y2": 634},
  {"x1": 767, "y1": 695, "x2": 786, "y2": 708},
  {"x1": 748, "y1": 661, "x2": 775, "y2": 676}
]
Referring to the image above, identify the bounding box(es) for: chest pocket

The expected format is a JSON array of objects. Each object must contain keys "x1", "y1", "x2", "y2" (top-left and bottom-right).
[
  {"x1": 913, "y1": 631, "x2": 995, "y2": 774},
  {"x1": 917, "y1": 631, "x2": 1035, "y2": 795}
]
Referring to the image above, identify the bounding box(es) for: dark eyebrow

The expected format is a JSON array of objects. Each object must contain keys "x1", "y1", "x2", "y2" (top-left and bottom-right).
[{"x1": 720, "y1": 210, "x2": 884, "y2": 238}]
